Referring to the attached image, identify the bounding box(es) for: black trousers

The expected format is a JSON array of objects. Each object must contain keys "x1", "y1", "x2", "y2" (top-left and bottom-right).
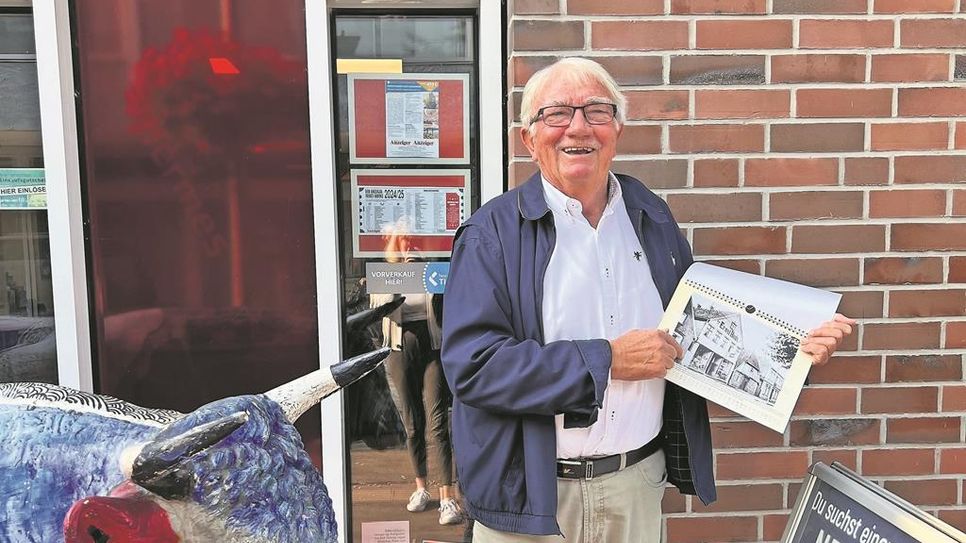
[{"x1": 385, "y1": 320, "x2": 453, "y2": 486}]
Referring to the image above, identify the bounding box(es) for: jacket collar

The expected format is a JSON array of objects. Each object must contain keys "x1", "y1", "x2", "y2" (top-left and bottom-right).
[{"x1": 517, "y1": 170, "x2": 669, "y2": 223}]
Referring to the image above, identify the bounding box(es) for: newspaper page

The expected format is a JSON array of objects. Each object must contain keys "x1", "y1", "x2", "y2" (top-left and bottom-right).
[{"x1": 658, "y1": 263, "x2": 842, "y2": 432}]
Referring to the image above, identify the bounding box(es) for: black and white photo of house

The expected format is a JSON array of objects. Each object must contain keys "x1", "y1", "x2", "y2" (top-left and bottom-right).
[{"x1": 671, "y1": 294, "x2": 800, "y2": 406}]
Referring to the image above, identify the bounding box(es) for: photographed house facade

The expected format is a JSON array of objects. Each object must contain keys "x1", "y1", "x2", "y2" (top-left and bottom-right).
[{"x1": 3, "y1": 0, "x2": 965, "y2": 541}]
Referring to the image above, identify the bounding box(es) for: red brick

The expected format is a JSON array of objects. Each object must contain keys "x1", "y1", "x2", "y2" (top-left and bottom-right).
[
  {"x1": 789, "y1": 418, "x2": 880, "y2": 446},
  {"x1": 811, "y1": 449, "x2": 858, "y2": 471},
  {"x1": 887, "y1": 417, "x2": 961, "y2": 443},
  {"x1": 892, "y1": 224, "x2": 966, "y2": 251},
  {"x1": 763, "y1": 513, "x2": 792, "y2": 541},
  {"x1": 595, "y1": 56, "x2": 664, "y2": 86},
  {"x1": 800, "y1": 19, "x2": 894, "y2": 49},
  {"x1": 884, "y1": 479, "x2": 959, "y2": 505},
  {"x1": 864, "y1": 322, "x2": 941, "y2": 350},
  {"x1": 694, "y1": 90, "x2": 790, "y2": 119},
  {"x1": 692, "y1": 483, "x2": 784, "y2": 513},
  {"x1": 887, "y1": 354, "x2": 963, "y2": 382},
  {"x1": 746, "y1": 158, "x2": 838, "y2": 186},
  {"x1": 798, "y1": 88, "x2": 893, "y2": 118},
  {"x1": 512, "y1": 21, "x2": 584, "y2": 51},
  {"x1": 568, "y1": 0, "x2": 663, "y2": 15},
  {"x1": 773, "y1": 0, "x2": 867, "y2": 13},
  {"x1": 836, "y1": 292, "x2": 884, "y2": 319},
  {"x1": 902, "y1": 19, "x2": 966, "y2": 48},
  {"x1": 791, "y1": 225, "x2": 885, "y2": 253},
  {"x1": 707, "y1": 401, "x2": 740, "y2": 418},
  {"x1": 864, "y1": 257, "x2": 944, "y2": 284},
  {"x1": 895, "y1": 155, "x2": 966, "y2": 183},
  {"x1": 696, "y1": 20, "x2": 793, "y2": 49},
  {"x1": 667, "y1": 193, "x2": 762, "y2": 223},
  {"x1": 862, "y1": 386, "x2": 939, "y2": 414},
  {"x1": 666, "y1": 516, "x2": 758, "y2": 543},
  {"x1": 510, "y1": 161, "x2": 539, "y2": 187},
  {"x1": 671, "y1": 0, "x2": 766, "y2": 14},
  {"x1": 625, "y1": 90, "x2": 689, "y2": 121},
  {"x1": 614, "y1": 125, "x2": 662, "y2": 155},
  {"x1": 592, "y1": 21, "x2": 689, "y2": 51},
  {"x1": 899, "y1": 87, "x2": 966, "y2": 116},
  {"x1": 951, "y1": 257, "x2": 966, "y2": 282},
  {"x1": 942, "y1": 385, "x2": 966, "y2": 411},
  {"x1": 872, "y1": 122, "x2": 950, "y2": 151},
  {"x1": 940, "y1": 448, "x2": 966, "y2": 473},
  {"x1": 662, "y1": 487, "x2": 687, "y2": 513},
  {"x1": 670, "y1": 55, "x2": 766, "y2": 85},
  {"x1": 876, "y1": 0, "x2": 956, "y2": 12},
  {"x1": 954, "y1": 190, "x2": 966, "y2": 216},
  {"x1": 694, "y1": 159, "x2": 739, "y2": 187},
  {"x1": 872, "y1": 54, "x2": 952, "y2": 82},
  {"x1": 795, "y1": 387, "x2": 857, "y2": 415},
  {"x1": 711, "y1": 420, "x2": 784, "y2": 448},
  {"x1": 772, "y1": 54, "x2": 866, "y2": 83},
  {"x1": 613, "y1": 159, "x2": 688, "y2": 189},
  {"x1": 771, "y1": 123, "x2": 864, "y2": 152},
  {"x1": 844, "y1": 157, "x2": 889, "y2": 185},
  {"x1": 957, "y1": 122, "x2": 966, "y2": 149},
  {"x1": 889, "y1": 289, "x2": 966, "y2": 317},
  {"x1": 948, "y1": 322, "x2": 966, "y2": 349},
  {"x1": 937, "y1": 510, "x2": 966, "y2": 531},
  {"x1": 693, "y1": 226, "x2": 786, "y2": 255},
  {"x1": 769, "y1": 191, "x2": 863, "y2": 220},
  {"x1": 669, "y1": 124, "x2": 765, "y2": 153},
  {"x1": 513, "y1": 0, "x2": 559, "y2": 14},
  {"x1": 869, "y1": 190, "x2": 946, "y2": 218},
  {"x1": 863, "y1": 448, "x2": 936, "y2": 475},
  {"x1": 716, "y1": 451, "x2": 809, "y2": 480},
  {"x1": 765, "y1": 258, "x2": 860, "y2": 287}
]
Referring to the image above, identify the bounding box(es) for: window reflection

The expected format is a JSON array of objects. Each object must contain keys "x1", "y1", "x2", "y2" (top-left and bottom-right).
[{"x1": 72, "y1": 1, "x2": 322, "y2": 465}]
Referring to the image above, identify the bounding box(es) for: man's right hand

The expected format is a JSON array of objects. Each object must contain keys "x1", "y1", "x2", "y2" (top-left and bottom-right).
[{"x1": 609, "y1": 329, "x2": 683, "y2": 380}]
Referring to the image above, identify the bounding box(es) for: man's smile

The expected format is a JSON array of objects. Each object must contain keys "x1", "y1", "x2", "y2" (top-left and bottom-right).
[{"x1": 560, "y1": 146, "x2": 596, "y2": 155}]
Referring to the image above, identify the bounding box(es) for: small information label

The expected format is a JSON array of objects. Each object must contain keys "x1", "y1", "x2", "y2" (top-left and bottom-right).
[
  {"x1": 0, "y1": 169, "x2": 46, "y2": 209},
  {"x1": 361, "y1": 521, "x2": 409, "y2": 543}
]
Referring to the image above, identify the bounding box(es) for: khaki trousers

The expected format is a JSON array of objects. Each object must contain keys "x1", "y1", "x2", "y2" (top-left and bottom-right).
[{"x1": 473, "y1": 450, "x2": 666, "y2": 543}]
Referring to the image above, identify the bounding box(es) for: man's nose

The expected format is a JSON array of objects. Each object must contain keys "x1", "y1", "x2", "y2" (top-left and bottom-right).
[{"x1": 565, "y1": 108, "x2": 592, "y2": 132}]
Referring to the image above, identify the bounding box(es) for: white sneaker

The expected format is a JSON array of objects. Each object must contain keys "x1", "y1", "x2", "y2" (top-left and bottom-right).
[
  {"x1": 406, "y1": 489, "x2": 431, "y2": 512},
  {"x1": 438, "y1": 498, "x2": 465, "y2": 525}
]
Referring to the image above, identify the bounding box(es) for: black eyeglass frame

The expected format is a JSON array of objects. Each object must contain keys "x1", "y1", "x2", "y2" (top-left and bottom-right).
[{"x1": 529, "y1": 103, "x2": 618, "y2": 127}]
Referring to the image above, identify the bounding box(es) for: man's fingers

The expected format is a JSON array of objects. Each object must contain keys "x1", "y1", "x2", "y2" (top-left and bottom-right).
[
  {"x1": 801, "y1": 341, "x2": 831, "y2": 365},
  {"x1": 656, "y1": 329, "x2": 685, "y2": 359}
]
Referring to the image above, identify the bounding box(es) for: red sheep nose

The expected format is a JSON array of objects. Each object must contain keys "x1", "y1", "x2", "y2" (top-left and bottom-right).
[{"x1": 64, "y1": 496, "x2": 179, "y2": 543}]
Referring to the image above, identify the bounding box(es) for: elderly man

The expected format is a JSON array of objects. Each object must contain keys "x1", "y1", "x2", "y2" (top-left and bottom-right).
[{"x1": 441, "y1": 57, "x2": 854, "y2": 542}]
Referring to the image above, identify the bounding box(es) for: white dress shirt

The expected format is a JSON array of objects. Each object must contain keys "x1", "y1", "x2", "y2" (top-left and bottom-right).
[{"x1": 542, "y1": 175, "x2": 666, "y2": 459}]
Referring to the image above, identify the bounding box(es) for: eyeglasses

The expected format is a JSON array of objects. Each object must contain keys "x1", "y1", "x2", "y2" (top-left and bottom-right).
[{"x1": 531, "y1": 103, "x2": 618, "y2": 127}]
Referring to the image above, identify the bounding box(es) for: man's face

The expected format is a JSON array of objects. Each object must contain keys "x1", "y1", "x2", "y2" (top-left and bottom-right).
[{"x1": 522, "y1": 76, "x2": 622, "y2": 191}]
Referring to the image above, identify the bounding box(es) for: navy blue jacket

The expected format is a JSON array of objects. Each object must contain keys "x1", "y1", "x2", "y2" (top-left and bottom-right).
[{"x1": 441, "y1": 173, "x2": 716, "y2": 536}]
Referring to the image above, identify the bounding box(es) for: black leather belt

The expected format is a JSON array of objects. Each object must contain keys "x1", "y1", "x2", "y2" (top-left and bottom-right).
[{"x1": 556, "y1": 435, "x2": 663, "y2": 480}]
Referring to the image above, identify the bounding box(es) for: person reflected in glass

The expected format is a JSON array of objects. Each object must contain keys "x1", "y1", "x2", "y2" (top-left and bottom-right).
[{"x1": 370, "y1": 224, "x2": 463, "y2": 526}]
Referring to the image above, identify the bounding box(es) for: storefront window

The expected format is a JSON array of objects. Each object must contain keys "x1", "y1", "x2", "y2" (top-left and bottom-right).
[
  {"x1": 72, "y1": 1, "x2": 324, "y2": 465},
  {"x1": 333, "y1": 12, "x2": 478, "y2": 542},
  {"x1": 0, "y1": 7, "x2": 56, "y2": 385}
]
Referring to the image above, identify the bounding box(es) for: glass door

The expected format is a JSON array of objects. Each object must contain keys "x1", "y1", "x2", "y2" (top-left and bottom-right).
[{"x1": 331, "y1": 10, "x2": 479, "y2": 543}]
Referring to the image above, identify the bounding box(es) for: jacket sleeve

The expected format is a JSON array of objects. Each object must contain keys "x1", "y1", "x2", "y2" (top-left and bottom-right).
[{"x1": 441, "y1": 224, "x2": 611, "y2": 419}]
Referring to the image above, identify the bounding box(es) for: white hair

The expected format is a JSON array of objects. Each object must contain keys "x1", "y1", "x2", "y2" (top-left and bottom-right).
[{"x1": 520, "y1": 57, "x2": 627, "y2": 135}]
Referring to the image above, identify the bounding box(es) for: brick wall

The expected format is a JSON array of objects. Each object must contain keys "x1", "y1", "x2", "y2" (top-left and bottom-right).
[{"x1": 507, "y1": 1, "x2": 966, "y2": 541}]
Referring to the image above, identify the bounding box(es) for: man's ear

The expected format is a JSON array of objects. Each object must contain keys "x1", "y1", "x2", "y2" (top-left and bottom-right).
[{"x1": 521, "y1": 126, "x2": 537, "y2": 161}]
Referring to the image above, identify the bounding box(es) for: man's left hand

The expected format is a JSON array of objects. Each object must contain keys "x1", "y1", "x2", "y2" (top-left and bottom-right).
[{"x1": 801, "y1": 313, "x2": 857, "y2": 366}]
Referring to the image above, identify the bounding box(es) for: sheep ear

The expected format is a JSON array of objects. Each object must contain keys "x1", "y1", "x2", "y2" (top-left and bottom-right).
[
  {"x1": 264, "y1": 347, "x2": 389, "y2": 423},
  {"x1": 132, "y1": 411, "x2": 248, "y2": 499}
]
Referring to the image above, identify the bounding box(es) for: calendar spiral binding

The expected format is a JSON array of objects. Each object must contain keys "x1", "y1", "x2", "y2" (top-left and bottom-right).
[{"x1": 684, "y1": 279, "x2": 807, "y2": 339}]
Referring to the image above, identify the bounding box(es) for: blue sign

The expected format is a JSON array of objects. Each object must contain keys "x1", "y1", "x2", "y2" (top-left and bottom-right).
[{"x1": 423, "y1": 262, "x2": 449, "y2": 294}]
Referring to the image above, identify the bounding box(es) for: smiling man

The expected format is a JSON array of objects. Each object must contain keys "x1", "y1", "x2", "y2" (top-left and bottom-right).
[{"x1": 441, "y1": 57, "x2": 853, "y2": 542}]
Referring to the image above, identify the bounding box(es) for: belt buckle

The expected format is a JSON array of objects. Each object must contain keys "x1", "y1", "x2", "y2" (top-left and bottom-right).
[{"x1": 558, "y1": 459, "x2": 582, "y2": 479}]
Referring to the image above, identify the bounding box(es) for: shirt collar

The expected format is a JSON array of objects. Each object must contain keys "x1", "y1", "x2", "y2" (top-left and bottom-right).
[{"x1": 541, "y1": 173, "x2": 623, "y2": 222}]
